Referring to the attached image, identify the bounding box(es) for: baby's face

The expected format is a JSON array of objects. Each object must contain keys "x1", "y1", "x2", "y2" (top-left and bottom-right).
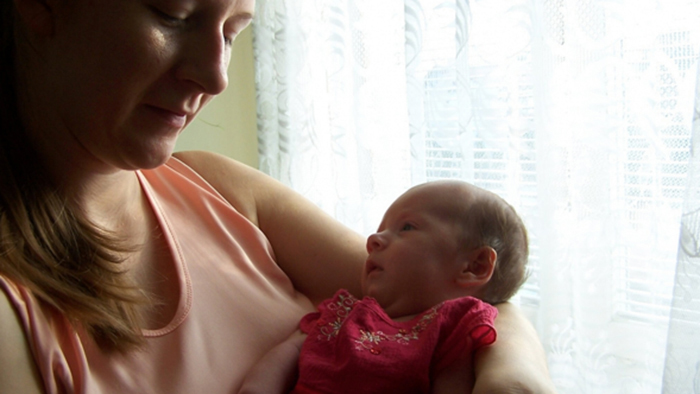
[{"x1": 362, "y1": 183, "x2": 469, "y2": 318}]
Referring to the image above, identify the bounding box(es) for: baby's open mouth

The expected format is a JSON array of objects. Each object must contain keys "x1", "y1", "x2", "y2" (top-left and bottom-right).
[{"x1": 365, "y1": 260, "x2": 382, "y2": 275}]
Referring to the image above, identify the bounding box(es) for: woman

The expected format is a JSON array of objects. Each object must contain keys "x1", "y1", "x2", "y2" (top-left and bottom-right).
[{"x1": 0, "y1": 0, "x2": 555, "y2": 392}]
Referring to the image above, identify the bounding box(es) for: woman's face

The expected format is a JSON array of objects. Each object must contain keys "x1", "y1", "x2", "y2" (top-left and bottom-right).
[{"x1": 21, "y1": 0, "x2": 254, "y2": 171}]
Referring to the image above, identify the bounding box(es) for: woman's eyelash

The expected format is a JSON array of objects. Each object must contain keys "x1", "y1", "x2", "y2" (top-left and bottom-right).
[
  {"x1": 152, "y1": 8, "x2": 186, "y2": 24},
  {"x1": 152, "y1": 7, "x2": 235, "y2": 45}
]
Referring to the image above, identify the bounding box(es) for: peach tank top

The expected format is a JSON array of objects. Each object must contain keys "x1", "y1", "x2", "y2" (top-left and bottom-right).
[{"x1": 0, "y1": 157, "x2": 314, "y2": 393}]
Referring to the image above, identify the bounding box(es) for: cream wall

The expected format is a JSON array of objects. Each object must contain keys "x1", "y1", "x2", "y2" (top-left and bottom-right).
[{"x1": 174, "y1": 27, "x2": 259, "y2": 169}]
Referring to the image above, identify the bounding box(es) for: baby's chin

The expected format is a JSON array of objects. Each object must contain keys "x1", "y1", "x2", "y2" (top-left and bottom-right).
[
  {"x1": 360, "y1": 275, "x2": 386, "y2": 298},
  {"x1": 360, "y1": 284, "x2": 381, "y2": 301},
  {"x1": 359, "y1": 277, "x2": 372, "y2": 297},
  {"x1": 360, "y1": 284, "x2": 371, "y2": 299}
]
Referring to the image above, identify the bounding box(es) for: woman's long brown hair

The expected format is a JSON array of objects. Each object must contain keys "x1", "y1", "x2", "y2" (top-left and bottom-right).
[{"x1": 1, "y1": 4, "x2": 146, "y2": 352}]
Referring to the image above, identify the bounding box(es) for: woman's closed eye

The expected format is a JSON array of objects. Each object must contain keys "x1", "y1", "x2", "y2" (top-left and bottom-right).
[{"x1": 152, "y1": 7, "x2": 187, "y2": 26}]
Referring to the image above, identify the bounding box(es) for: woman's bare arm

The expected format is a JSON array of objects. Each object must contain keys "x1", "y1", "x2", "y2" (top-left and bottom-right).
[
  {"x1": 431, "y1": 346, "x2": 475, "y2": 394},
  {"x1": 174, "y1": 151, "x2": 367, "y2": 304},
  {"x1": 473, "y1": 302, "x2": 557, "y2": 394},
  {"x1": 0, "y1": 289, "x2": 44, "y2": 394}
]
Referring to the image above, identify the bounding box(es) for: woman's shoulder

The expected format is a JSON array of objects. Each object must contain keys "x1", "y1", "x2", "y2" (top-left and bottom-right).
[
  {"x1": 0, "y1": 278, "x2": 44, "y2": 394},
  {"x1": 172, "y1": 151, "x2": 367, "y2": 304},
  {"x1": 172, "y1": 150, "x2": 266, "y2": 225},
  {"x1": 172, "y1": 150, "x2": 254, "y2": 178}
]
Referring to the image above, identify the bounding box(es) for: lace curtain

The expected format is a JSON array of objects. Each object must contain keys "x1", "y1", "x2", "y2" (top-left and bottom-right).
[{"x1": 252, "y1": 0, "x2": 700, "y2": 392}]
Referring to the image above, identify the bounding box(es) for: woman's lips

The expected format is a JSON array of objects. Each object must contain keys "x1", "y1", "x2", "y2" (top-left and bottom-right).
[{"x1": 146, "y1": 105, "x2": 188, "y2": 129}]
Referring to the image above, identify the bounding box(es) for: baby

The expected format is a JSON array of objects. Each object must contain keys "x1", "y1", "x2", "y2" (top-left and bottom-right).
[{"x1": 238, "y1": 180, "x2": 529, "y2": 394}]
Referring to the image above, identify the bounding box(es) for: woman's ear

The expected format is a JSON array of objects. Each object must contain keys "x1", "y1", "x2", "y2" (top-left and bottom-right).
[
  {"x1": 455, "y1": 246, "x2": 496, "y2": 287},
  {"x1": 14, "y1": 0, "x2": 56, "y2": 37}
]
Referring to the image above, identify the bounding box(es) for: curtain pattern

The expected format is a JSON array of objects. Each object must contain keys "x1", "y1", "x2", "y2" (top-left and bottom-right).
[
  {"x1": 253, "y1": 0, "x2": 413, "y2": 233},
  {"x1": 252, "y1": 1, "x2": 700, "y2": 392},
  {"x1": 663, "y1": 61, "x2": 700, "y2": 394}
]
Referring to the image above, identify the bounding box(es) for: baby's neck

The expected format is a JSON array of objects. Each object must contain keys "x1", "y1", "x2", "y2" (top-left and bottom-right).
[
  {"x1": 391, "y1": 314, "x2": 419, "y2": 322},
  {"x1": 380, "y1": 291, "x2": 479, "y2": 322}
]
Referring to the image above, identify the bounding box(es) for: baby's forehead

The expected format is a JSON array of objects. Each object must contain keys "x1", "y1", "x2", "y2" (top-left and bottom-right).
[
  {"x1": 400, "y1": 181, "x2": 477, "y2": 206},
  {"x1": 388, "y1": 183, "x2": 476, "y2": 217}
]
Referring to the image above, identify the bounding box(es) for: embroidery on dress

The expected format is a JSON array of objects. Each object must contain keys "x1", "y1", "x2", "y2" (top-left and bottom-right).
[
  {"x1": 318, "y1": 292, "x2": 358, "y2": 341},
  {"x1": 353, "y1": 306, "x2": 440, "y2": 355}
]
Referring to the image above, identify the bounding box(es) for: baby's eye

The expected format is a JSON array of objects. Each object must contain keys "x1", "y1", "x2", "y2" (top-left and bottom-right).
[{"x1": 401, "y1": 223, "x2": 414, "y2": 231}]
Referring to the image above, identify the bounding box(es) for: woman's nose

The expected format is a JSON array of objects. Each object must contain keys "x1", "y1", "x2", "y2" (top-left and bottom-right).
[{"x1": 176, "y1": 30, "x2": 230, "y2": 95}]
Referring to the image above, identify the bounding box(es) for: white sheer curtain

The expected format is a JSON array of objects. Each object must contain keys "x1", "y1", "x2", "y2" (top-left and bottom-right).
[{"x1": 252, "y1": 1, "x2": 700, "y2": 392}]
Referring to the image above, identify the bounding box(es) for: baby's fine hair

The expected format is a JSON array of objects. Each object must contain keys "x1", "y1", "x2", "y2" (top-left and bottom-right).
[{"x1": 460, "y1": 188, "x2": 529, "y2": 305}]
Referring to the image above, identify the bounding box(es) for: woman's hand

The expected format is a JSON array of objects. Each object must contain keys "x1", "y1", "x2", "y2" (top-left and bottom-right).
[
  {"x1": 472, "y1": 303, "x2": 557, "y2": 394},
  {"x1": 238, "y1": 330, "x2": 307, "y2": 394}
]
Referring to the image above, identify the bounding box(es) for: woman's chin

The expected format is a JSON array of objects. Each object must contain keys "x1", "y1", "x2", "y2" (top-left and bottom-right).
[{"x1": 123, "y1": 138, "x2": 179, "y2": 170}]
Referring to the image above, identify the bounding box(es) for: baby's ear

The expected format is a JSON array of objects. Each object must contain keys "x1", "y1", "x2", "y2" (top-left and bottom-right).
[
  {"x1": 455, "y1": 246, "x2": 496, "y2": 287},
  {"x1": 14, "y1": 0, "x2": 56, "y2": 37}
]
